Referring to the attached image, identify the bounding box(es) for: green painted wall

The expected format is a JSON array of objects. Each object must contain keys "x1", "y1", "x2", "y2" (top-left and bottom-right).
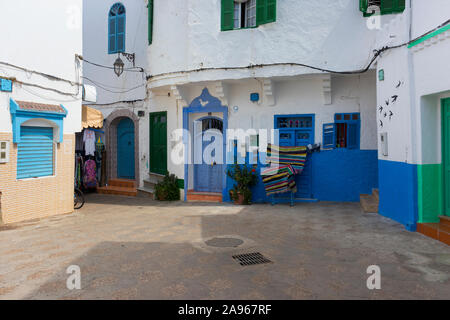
[{"x1": 417, "y1": 164, "x2": 443, "y2": 223}]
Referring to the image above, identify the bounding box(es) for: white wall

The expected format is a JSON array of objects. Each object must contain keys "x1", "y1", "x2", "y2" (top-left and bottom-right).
[
  {"x1": 411, "y1": 0, "x2": 450, "y2": 39},
  {"x1": 148, "y1": 0, "x2": 380, "y2": 88},
  {"x1": 82, "y1": 0, "x2": 147, "y2": 105},
  {"x1": 375, "y1": 0, "x2": 450, "y2": 165},
  {"x1": 0, "y1": 0, "x2": 83, "y2": 134}
]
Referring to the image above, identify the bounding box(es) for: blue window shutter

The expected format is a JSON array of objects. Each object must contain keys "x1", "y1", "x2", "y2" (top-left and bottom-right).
[
  {"x1": 347, "y1": 123, "x2": 359, "y2": 149},
  {"x1": 17, "y1": 127, "x2": 54, "y2": 179},
  {"x1": 116, "y1": 14, "x2": 126, "y2": 52},
  {"x1": 323, "y1": 123, "x2": 336, "y2": 149},
  {"x1": 108, "y1": 16, "x2": 116, "y2": 53}
]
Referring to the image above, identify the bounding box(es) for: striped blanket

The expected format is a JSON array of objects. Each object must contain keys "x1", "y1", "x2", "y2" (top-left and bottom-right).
[
  {"x1": 266, "y1": 144, "x2": 307, "y2": 174},
  {"x1": 262, "y1": 145, "x2": 308, "y2": 196},
  {"x1": 261, "y1": 165, "x2": 297, "y2": 196}
]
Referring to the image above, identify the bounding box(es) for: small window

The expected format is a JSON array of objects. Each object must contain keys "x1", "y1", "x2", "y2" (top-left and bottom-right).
[
  {"x1": 0, "y1": 141, "x2": 9, "y2": 163},
  {"x1": 323, "y1": 113, "x2": 360, "y2": 150},
  {"x1": 222, "y1": 0, "x2": 276, "y2": 31},
  {"x1": 108, "y1": 3, "x2": 126, "y2": 54}
]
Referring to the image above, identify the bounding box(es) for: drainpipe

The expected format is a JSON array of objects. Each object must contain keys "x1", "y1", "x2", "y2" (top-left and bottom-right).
[{"x1": 406, "y1": 0, "x2": 419, "y2": 230}]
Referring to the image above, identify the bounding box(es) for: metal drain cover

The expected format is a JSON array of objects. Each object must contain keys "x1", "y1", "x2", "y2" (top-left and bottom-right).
[
  {"x1": 205, "y1": 237, "x2": 244, "y2": 248},
  {"x1": 232, "y1": 252, "x2": 272, "y2": 266}
]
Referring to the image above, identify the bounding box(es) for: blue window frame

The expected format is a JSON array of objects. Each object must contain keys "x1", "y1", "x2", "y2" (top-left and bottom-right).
[
  {"x1": 322, "y1": 113, "x2": 360, "y2": 150},
  {"x1": 108, "y1": 3, "x2": 126, "y2": 54}
]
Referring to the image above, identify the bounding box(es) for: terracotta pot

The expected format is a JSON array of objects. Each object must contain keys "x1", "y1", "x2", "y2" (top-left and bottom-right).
[{"x1": 234, "y1": 193, "x2": 245, "y2": 205}]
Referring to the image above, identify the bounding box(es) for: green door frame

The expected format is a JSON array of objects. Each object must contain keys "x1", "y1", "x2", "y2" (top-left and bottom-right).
[
  {"x1": 150, "y1": 111, "x2": 168, "y2": 175},
  {"x1": 442, "y1": 98, "x2": 450, "y2": 216}
]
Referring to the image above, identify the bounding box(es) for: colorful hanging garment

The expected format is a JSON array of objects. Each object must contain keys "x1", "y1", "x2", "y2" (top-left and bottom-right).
[
  {"x1": 266, "y1": 144, "x2": 307, "y2": 174},
  {"x1": 261, "y1": 164, "x2": 297, "y2": 196}
]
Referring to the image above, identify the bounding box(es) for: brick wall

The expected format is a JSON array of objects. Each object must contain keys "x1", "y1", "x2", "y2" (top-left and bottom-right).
[{"x1": 0, "y1": 133, "x2": 75, "y2": 224}]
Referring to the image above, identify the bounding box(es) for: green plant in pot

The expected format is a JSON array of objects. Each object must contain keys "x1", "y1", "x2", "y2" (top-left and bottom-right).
[
  {"x1": 155, "y1": 173, "x2": 181, "y2": 201},
  {"x1": 226, "y1": 164, "x2": 258, "y2": 205}
]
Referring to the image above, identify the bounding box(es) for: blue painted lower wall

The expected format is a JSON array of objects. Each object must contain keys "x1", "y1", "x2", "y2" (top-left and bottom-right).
[
  {"x1": 378, "y1": 160, "x2": 418, "y2": 231},
  {"x1": 223, "y1": 149, "x2": 379, "y2": 204}
]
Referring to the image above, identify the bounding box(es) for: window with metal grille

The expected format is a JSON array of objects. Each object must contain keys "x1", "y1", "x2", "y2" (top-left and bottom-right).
[
  {"x1": 108, "y1": 3, "x2": 126, "y2": 54},
  {"x1": 17, "y1": 127, "x2": 54, "y2": 179}
]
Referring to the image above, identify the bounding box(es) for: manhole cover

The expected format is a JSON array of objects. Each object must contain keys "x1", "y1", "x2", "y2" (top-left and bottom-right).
[
  {"x1": 205, "y1": 237, "x2": 244, "y2": 248},
  {"x1": 232, "y1": 252, "x2": 272, "y2": 266}
]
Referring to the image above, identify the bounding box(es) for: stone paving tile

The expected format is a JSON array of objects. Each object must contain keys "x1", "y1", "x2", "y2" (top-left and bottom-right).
[{"x1": 0, "y1": 194, "x2": 449, "y2": 300}]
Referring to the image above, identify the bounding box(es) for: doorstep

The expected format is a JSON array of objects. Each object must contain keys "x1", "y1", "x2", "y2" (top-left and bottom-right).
[{"x1": 186, "y1": 190, "x2": 222, "y2": 203}]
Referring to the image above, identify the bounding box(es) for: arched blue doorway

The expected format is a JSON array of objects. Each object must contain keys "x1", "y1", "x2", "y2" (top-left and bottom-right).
[{"x1": 117, "y1": 118, "x2": 135, "y2": 179}]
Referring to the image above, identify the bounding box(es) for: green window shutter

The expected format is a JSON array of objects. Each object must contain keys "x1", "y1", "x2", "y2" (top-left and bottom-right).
[
  {"x1": 395, "y1": 0, "x2": 406, "y2": 12},
  {"x1": 148, "y1": 0, "x2": 153, "y2": 44},
  {"x1": 381, "y1": 0, "x2": 405, "y2": 14},
  {"x1": 221, "y1": 0, "x2": 234, "y2": 31},
  {"x1": 256, "y1": 0, "x2": 266, "y2": 26},
  {"x1": 381, "y1": 0, "x2": 394, "y2": 14},
  {"x1": 266, "y1": 0, "x2": 276, "y2": 23},
  {"x1": 359, "y1": 0, "x2": 368, "y2": 13}
]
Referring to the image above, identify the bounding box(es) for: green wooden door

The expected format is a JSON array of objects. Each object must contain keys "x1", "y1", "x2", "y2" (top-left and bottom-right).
[
  {"x1": 443, "y1": 98, "x2": 450, "y2": 216},
  {"x1": 150, "y1": 112, "x2": 168, "y2": 175}
]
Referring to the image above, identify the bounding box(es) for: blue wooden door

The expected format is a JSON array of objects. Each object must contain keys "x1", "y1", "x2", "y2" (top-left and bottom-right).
[
  {"x1": 117, "y1": 118, "x2": 135, "y2": 179},
  {"x1": 194, "y1": 118, "x2": 223, "y2": 193}
]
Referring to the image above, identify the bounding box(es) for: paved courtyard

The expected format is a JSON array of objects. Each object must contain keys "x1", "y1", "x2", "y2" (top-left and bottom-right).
[{"x1": 0, "y1": 194, "x2": 449, "y2": 300}]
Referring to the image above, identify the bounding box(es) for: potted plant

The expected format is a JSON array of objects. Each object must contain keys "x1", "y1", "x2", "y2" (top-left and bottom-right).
[
  {"x1": 155, "y1": 173, "x2": 181, "y2": 201},
  {"x1": 226, "y1": 164, "x2": 258, "y2": 205}
]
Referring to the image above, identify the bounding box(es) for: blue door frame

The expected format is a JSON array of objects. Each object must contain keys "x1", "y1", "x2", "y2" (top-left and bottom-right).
[
  {"x1": 194, "y1": 116, "x2": 224, "y2": 193},
  {"x1": 183, "y1": 88, "x2": 228, "y2": 201},
  {"x1": 117, "y1": 118, "x2": 135, "y2": 179}
]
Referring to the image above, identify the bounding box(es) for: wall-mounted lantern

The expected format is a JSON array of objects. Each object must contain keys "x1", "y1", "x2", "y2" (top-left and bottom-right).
[{"x1": 113, "y1": 52, "x2": 136, "y2": 77}]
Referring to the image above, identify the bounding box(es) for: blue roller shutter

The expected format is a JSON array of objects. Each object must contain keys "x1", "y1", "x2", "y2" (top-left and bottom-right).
[{"x1": 17, "y1": 126, "x2": 54, "y2": 179}]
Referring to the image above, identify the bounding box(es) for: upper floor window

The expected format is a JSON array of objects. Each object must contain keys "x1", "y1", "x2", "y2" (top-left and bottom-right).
[
  {"x1": 360, "y1": 0, "x2": 405, "y2": 17},
  {"x1": 108, "y1": 3, "x2": 126, "y2": 54},
  {"x1": 222, "y1": 0, "x2": 276, "y2": 31}
]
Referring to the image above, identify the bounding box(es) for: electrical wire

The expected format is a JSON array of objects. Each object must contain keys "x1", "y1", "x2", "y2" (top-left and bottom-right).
[
  {"x1": 82, "y1": 76, "x2": 146, "y2": 94},
  {"x1": 84, "y1": 98, "x2": 146, "y2": 107},
  {"x1": 146, "y1": 18, "x2": 450, "y2": 80},
  {"x1": 0, "y1": 60, "x2": 81, "y2": 87},
  {"x1": 79, "y1": 56, "x2": 145, "y2": 73}
]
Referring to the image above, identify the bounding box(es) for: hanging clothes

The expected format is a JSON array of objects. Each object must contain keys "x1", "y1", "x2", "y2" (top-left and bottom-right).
[
  {"x1": 83, "y1": 129, "x2": 96, "y2": 156},
  {"x1": 83, "y1": 159, "x2": 98, "y2": 188}
]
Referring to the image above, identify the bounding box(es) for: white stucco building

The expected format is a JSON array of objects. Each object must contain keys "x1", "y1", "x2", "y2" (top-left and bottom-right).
[
  {"x1": 374, "y1": 0, "x2": 450, "y2": 236},
  {"x1": 146, "y1": 0, "x2": 382, "y2": 203},
  {"x1": 82, "y1": 0, "x2": 148, "y2": 188},
  {"x1": 0, "y1": 0, "x2": 83, "y2": 223}
]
